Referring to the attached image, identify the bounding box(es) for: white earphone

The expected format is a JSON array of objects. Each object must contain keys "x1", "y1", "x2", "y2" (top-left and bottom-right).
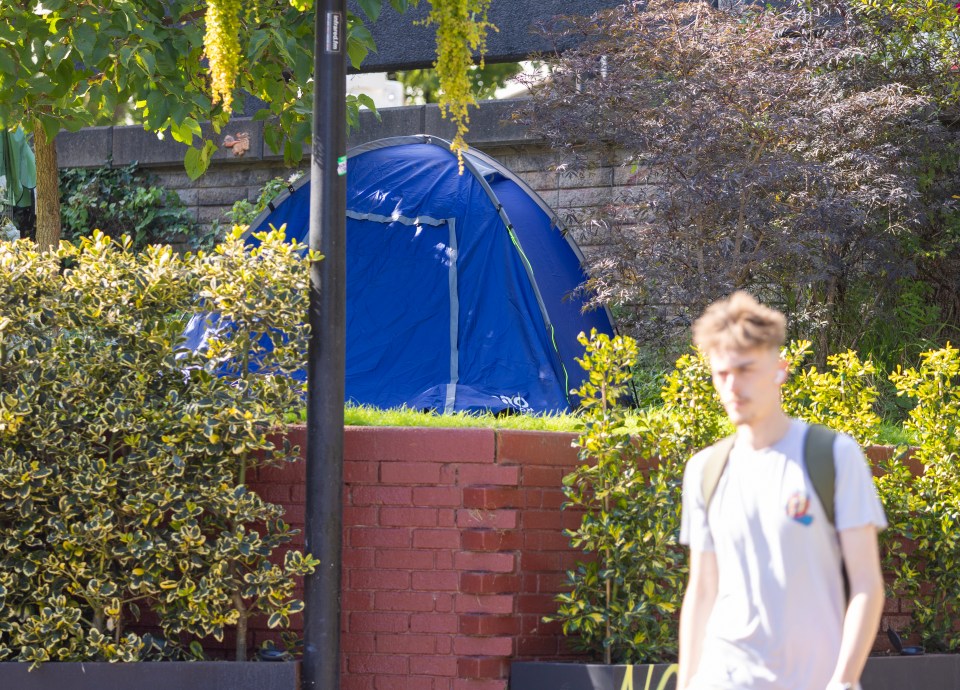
[{"x1": 775, "y1": 370, "x2": 786, "y2": 384}]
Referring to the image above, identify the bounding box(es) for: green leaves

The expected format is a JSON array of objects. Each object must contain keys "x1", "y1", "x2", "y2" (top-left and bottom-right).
[
  {"x1": 552, "y1": 330, "x2": 686, "y2": 664},
  {"x1": 0, "y1": 231, "x2": 316, "y2": 661}
]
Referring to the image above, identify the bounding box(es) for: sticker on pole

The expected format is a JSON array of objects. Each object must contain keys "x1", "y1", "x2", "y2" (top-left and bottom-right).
[
  {"x1": 337, "y1": 156, "x2": 347, "y2": 176},
  {"x1": 326, "y1": 12, "x2": 342, "y2": 53}
]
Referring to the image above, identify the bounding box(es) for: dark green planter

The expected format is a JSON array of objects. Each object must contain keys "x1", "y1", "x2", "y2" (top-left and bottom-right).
[
  {"x1": 0, "y1": 660, "x2": 299, "y2": 690},
  {"x1": 511, "y1": 656, "x2": 960, "y2": 690}
]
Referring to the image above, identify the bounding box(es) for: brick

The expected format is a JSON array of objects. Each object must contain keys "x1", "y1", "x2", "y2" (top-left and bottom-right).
[
  {"x1": 344, "y1": 505, "x2": 379, "y2": 526},
  {"x1": 281, "y1": 504, "x2": 305, "y2": 525},
  {"x1": 342, "y1": 632, "x2": 377, "y2": 653},
  {"x1": 521, "y1": 466, "x2": 565, "y2": 488},
  {"x1": 413, "y1": 486, "x2": 462, "y2": 507},
  {"x1": 457, "y1": 509, "x2": 518, "y2": 530},
  {"x1": 517, "y1": 593, "x2": 561, "y2": 615},
  {"x1": 257, "y1": 484, "x2": 292, "y2": 504},
  {"x1": 458, "y1": 657, "x2": 511, "y2": 679},
  {"x1": 343, "y1": 590, "x2": 375, "y2": 613},
  {"x1": 534, "y1": 572, "x2": 569, "y2": 594},
  {"x1": 523, "y1": 613, "x2": 563, "y2": 636},
  {"x1": 349, "y1": 611, "x2": 409, "y2": 633},
  {"x1": 435, "y1": 550, "x2": 454, "y2": 570},
  {"x1": 375, "y1": 675, "x2": 435, "y2": 690},
  {"x1": 462, "y1": 487, "x2": 522, "y2": 510},
  {"x1": 375, "y1": 591, "x2": 440, "y2": 612},
  {"x1": 376, "y1": 549, "x2": 435, "y2": 570},
  {"x1": 345, "y1": 427, "x2": 496, "y2": 463},
  {"x1": 452, "y1": 679, "x2": 508, "y2": 690},
  {"x1": 453, "y1": 635, "x2": 513, "y2": 657},
  {"x1": 883, "y1": 597, "x2": 900, "y2": 613},
  {"x1": 347, "y1": 654, "x2": 409, "y2": 675},
  {"x1": 412, "y1": 570, "x2": 460, "y2": 591},
  {"x1": 522, "y1": 509, "x2": 570, "y2": 531},
  {"x1": 496, "y1": 430, "x2": 579, "y2": 466},
  {"x1": 521, "y1": 552, "x2": 560, "y2": 572},
  {"x1": 414, "y1": 529, "x2": 461, "y2": 550},
  {"x1": 454, "y1": 593, "x2": 514, "y2": 615},
  {"x1": 438, "y1": 508, "x2": 456, "y2": 527},
  {"x1": 342, "y1": 675, "x2": 375, "y2": 690},
  {"x1": 410, "y1": 655, "x2": 459, "y2": 676},
  {"x1": 460, "y1": 572, "x2": 521, "y2": 595},
  {"x1": 350, "y1": 527, "x2": 411, "y2": 549},
  {"x1": 343, "y1": 548, "x2": 376, "y2": 569},
  {"x1": 435, "y1": 593, "x2": 454, "y2": 612},
  {"x1": 351, "y1": 486, "x2": 413, "y2": 506},
  {"x1": 345, "y1": 461, "x2": 379, "y2": 484},
  {"x1": 381, "y1": 506, "x2": 439, "y2": 527},
  {"x1": 454, "y1": 552, "x2": 516, "y2": 573},
  {"x1": 291, "y1": 484, "x2": 307, "y2": 503},
  {"x1": 517, "y1": 635, "x2": 559, "y2": 656},
  {"x1": 522, "y1": 529, "x2": 574, "y2": 552},
  {"x1": 461, "y1": 530, "x2": 523, "y2": 552},
  {"x1": 350, "y1": 569, "x2": 411, "y2": 590},
  {"x1": 376, "y1": 633, "x2": 437, "y2": 654},
  {"x1": 459, "y1": 615, "x2": 522, "y2": 636},
  {"x1": 381, "y1": 462, "x2": 441, "y2": 485},
  {"x1": 457, "y1": 465, "x2": 520, "y2": 487},
  {"x1": 411, "y1": 612, "x2": 459, "y2": 633}
]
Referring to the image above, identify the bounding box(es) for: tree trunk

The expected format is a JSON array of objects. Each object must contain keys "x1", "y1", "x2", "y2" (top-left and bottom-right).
[
  {"x1": 33, "y1": 121, "x2": 61, "y2": 249},
  {"x1": 232, "y1": 591, "x2": 249, "y2": 661}
]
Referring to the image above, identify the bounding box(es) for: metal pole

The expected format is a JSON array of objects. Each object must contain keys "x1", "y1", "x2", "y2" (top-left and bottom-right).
[{"x1": 303, "y1": 0, "x2": 346, "y2": 688}]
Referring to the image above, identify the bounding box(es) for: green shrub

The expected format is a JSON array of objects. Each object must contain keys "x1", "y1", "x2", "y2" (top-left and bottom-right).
[
  {"x1": 59, "y1": 162, "x2": 214, "y2": 250},
  {"x1": 0, "y1": 228, "x2": 317, "y2": 664},
  {"x1": 888, "y1": 345, "x2": 960, "y2": 651},
  {"x1": 222, "y1": 172, "x2": 305, "y2": 229},
  {"x1": 552, "y1": 335, "x2": 896, "y2": 662},
  {"x1": 549, "y1": 330, "x2": 687, "y2": 664}
]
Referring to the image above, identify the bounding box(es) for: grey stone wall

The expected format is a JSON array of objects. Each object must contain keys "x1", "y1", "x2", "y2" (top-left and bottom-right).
[{"x1": 54, "y1": 99, "x2": 635, "y2": 252}]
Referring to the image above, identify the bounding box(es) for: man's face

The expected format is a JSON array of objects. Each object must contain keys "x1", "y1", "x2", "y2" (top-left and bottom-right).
[{"x1": 707, "y1": 346, "x2": 786, "y2": 427}]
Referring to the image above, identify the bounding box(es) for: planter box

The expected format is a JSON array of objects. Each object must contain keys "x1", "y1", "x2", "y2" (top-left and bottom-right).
[
  {"x1": 0, "y1": 660, "x2": 299, "y2": 690},
  {"x1": 511, "y1": 656, "x2": 960, "y2": 690}
]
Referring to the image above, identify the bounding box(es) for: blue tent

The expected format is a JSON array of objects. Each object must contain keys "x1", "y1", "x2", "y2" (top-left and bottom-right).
[{"x1": 197, "y1": 135, "x2": 614, "y2": 414}]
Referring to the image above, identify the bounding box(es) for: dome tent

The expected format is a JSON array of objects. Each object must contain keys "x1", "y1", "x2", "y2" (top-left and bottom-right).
[{"x1": 205, "y1": 135, "x2": 614, "y2": 414}]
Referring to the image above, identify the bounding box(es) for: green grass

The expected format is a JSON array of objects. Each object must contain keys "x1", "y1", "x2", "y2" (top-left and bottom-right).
[
  {"x1": 287, "y1": 404, "x2": 915, "y2": 448},
  {"x1": 285, "y1": 403, "x2": 584, "y2": 431}
]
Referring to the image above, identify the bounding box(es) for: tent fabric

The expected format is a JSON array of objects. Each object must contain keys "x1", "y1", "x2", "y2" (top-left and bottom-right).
[{"x1": 202, "y1": 135, "x2": 615, "y2": 414}]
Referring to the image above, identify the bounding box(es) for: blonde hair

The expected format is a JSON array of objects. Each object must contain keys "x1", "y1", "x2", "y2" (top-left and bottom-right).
[{"x1": 692, "y1": 291, "x2": 786, "y2": 352}]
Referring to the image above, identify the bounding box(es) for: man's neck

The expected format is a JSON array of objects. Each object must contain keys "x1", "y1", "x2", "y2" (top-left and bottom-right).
[{"x1": 735, "y1": 409, "x2": 792, "y2": 450}]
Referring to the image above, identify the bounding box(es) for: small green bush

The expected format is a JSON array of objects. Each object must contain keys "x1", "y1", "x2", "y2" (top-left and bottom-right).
[
  {"x1": 59, "y1": 162, "x2": 213, "y2": 250},
  {"x1": 549, "y1": 331, "x2": 687, "y2": 664},
  {"x1": 888, "y1": 345, "x2": 960, "y2": 651},
  {"x1": 0, "y1": 228, "x2": 317, "y2": 664}
]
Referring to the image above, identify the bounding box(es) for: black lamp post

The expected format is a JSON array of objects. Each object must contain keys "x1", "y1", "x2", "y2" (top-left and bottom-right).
[{"x1": 302, "y1": 1, "x2": 346, "y2": 689}]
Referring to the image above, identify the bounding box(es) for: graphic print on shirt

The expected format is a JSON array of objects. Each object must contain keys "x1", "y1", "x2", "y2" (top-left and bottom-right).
[{"x1": 785, "y1": 491, "x2": 813, "y2": 526}]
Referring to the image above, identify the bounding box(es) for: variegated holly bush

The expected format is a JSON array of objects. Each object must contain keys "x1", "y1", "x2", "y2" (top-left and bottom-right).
[{"x1": 0, "y1": 227, "x2": 318, "y2": 664}]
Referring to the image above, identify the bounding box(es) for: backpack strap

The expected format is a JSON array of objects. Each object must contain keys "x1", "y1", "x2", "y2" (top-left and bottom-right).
[
  {"x1": 702, "y1": 434, "x2": 736, "y2": 509},
  {"x1": 803, "y1": 424, "x2": 837, "y2": 527}
]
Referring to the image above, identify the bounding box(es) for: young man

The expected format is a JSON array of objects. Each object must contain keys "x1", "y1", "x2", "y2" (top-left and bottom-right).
[{"x1": 677, "y1": 292, "x2": 887, "y2": 690}]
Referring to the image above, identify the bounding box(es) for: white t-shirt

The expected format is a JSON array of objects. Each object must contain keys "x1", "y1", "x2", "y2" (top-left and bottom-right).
[{"x1": 679, "y1": 420, "x2": 887, "y2": 690}]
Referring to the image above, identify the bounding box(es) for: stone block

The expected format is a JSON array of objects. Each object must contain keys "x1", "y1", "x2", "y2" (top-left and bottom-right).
[
  {"x1": 56, "y1": 127, "x2": 113, "y2": 168},
  {"x1": 198, "y1": 186, "x2": 248, "y2": 207},
  {"x1": 349, "y1": 105, "x2": 426, "y2": 147}
]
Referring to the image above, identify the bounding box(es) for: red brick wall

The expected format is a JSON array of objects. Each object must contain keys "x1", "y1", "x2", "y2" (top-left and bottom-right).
[{"x1": 245, "y1": 427, "x2": 907, "y2": 688}]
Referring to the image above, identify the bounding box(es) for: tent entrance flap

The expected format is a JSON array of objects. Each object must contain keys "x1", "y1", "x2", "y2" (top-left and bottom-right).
[{"x1": 344, "y1": 211, "x2": 459, "y2": 412}]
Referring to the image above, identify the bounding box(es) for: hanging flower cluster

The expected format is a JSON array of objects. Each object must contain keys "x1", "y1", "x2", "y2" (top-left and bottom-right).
[
  {"x1": 423, "y1": 0, "x2": 494, "y2": 172},
  {"x1": 204, "y1": 0, "x2": 242, "y2": 113}
]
